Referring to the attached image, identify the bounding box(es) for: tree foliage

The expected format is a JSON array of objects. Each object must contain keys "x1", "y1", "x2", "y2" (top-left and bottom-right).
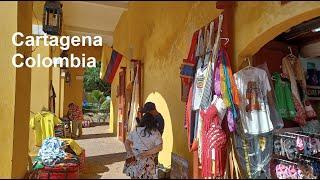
[{"x1": 83, "y1": 62, "x2": 110, "y2": 96}]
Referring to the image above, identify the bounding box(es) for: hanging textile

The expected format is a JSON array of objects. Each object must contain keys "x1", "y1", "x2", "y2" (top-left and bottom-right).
[
  {"x1": 103, "y1": 49, "x2": 123, "y2": 84},
  {"x1": 127, "y1": 68, "x2": 140, "y2": 132},
  {"x1": 30, "y1": 111, "x2": 62, "y2": 146},
  {"x1": 126, "y1": 82, "x2": 133, "y2": 123},
  {"x1": 282, "y1": 56, "x2": 307, "y2": 104},
  {"x1": 180, "y1": 30, "x2": 200, "y2": 102},
  {"x1": 49, "y1": 80, "x2": 56, "y2": 113},
  {"x1": 282, "y1": 56, "x2": 307, "y2": 125},
  {"x1": 219, "y1": 48, "x2": 240, "y2": 132},
  {"x1": 194, "y1": 19, "x2": 218, "y2": 164},
  {"x1": 233, "y1": 67, "x2": 274, "y2": 135},
  {"x1": 185, "y1": 84, "x2": 195, "y2": 151},
  {"x1": 192, "y1": 28, "x2": 207, "y2": 111},
  {"x1": 200, "y1": 21, "x2": 216, "y2": 110},
  {"x1": 256, "y1": 62, "x2": 284, "y2": 130},
  {"x1": 200, "y1": 104, "x2": 227, "y2": 178},
  {"x1": 272, "y1": 72, "x2": 296, "y2": 120}
]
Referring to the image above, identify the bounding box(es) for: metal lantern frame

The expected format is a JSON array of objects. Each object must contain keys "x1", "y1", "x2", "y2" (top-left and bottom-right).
[
  {"x1": 43, "y1": 1, "x2": 63, "y2": 35},
  {"x1": 59, "y1": 50, "x2": 71, "y2": 84}
]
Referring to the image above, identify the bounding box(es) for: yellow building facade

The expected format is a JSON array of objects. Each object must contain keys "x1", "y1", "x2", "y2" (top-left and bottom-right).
[
  {"x1": 103, "y1": 0, "x2": 320, "y2": 175},
  {"x1": 1, "y1": 1, "x2": 320, "y2": 178}
]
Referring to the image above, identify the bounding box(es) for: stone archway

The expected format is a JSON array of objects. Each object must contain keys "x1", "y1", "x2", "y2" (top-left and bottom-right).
[{"x1": 235, "y1": 3, "x2": 320, "y2": 70}]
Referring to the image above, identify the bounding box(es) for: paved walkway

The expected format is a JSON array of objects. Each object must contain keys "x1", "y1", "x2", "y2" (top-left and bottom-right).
[{"x1": 76, "y1": 125, "x2": 129, "y2": 179}]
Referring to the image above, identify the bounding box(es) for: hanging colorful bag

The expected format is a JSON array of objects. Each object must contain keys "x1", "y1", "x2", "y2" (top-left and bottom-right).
[
  {"x1": 180, "y1": 61, "x2": 195, "y2": 102},
  {"x1": 180, "y1": 31, "x2": 199, "y2": 102}
]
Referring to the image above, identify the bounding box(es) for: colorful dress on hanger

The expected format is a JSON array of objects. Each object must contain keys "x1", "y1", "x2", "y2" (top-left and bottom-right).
[
  {"x1": 200, "y1": 104, "x2": 227, "y2": 178},
  {"x1": 282, "y1": 56, "x2": 307, "y2": 126},
  {"x1": 273, "y1": 72, "x2": 296, "y2": 120},
  {"x1": 234, "y1": 67, "x2": 274, "y2": 135}
]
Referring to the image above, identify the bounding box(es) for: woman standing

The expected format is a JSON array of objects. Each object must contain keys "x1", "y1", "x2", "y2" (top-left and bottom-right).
[{"x1": 124, "y1": 113, "x2": 163, "y2": 179}]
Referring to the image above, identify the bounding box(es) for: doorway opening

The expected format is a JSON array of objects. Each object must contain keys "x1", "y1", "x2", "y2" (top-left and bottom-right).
[
  {"x1": 236, "y1": 15, "x2": 320, "y2": 179},
  {"x1": 83, "y1": 61, "x2": 111, "y2": 127}
]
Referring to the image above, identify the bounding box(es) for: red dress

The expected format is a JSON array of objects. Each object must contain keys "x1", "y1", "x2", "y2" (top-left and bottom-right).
[{"x1": 200, "y1": 104, "x2": 227, "y2": 178}]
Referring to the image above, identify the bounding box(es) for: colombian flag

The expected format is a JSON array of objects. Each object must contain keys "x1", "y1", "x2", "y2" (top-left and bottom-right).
[{"x1": 103, "y1": 49, "x2": 123, "y2": 84}]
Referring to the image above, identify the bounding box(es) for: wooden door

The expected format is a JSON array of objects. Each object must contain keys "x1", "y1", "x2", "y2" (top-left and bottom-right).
[{"x1": 118, "y1": 67, "x2": 126, "y2": 142}]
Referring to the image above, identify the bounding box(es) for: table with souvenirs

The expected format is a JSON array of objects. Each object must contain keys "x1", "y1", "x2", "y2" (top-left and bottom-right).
[{"x1": 29, "y1": 111, "x2": 85, "y2": 179}]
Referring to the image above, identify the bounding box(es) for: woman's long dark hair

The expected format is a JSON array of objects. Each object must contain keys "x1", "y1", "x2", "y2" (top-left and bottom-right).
[{"x1": 137, "y1": 112, "x2": 157, "y2": 137}]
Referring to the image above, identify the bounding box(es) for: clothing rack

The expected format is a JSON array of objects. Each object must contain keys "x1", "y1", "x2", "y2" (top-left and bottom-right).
[
  {"x1": 274, "y1": 133, "x2": 296, "y2": 139},
  {"x1": 274, "y1": 157, "x2": 297, "y2": 165},
  {"x1": 295, "y1": 131, "x2": 320, "y2": 138},
  {"x1": 298, "y1": 154, "x2": 320, "y2": 162},
  {"x1": 283, "y1": 131, "x2": 309, "y2": 138}
]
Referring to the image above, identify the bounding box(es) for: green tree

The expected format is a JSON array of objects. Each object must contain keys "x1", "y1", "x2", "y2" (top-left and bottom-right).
[{"x1": 83, "y1": 62, "x2": 111, "y2": 96}]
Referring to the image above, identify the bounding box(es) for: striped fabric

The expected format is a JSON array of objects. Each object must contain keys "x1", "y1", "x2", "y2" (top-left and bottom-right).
[
  {"x1": 200, "y1": 53, "x2": 214, "y2": 110},
  {"x1": 103, "y1": 49, "x2": 123, "y2": 84},
  {"x1": 199, "y1": 15, "x2": 223, "y2": 110}
]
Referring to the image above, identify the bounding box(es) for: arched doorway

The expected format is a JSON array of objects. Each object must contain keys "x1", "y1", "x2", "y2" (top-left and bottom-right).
[
  {"x1": 236, "y1": 5, "x2": 320, "y2": 70},
  {"x1": 233, "y1": 5, "x2": 320, "y2": 179}
]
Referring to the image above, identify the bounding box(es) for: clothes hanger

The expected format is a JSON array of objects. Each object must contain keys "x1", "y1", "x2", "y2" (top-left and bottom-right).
[
  {"x1": 242, "y1": 57, "x2": 254, "y2": 70},
  {"x1": 287, "y1": 46, "x2": 297, "y2": 63},
  {"x1": 298, "y1": 154, "x2": 320, "y2": 162},
  {"x1": 220, "y1": 37, "x2": 229, "y2": 46}
]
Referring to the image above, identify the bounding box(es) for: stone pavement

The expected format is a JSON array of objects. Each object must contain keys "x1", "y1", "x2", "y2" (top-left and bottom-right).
[{"x1": 76, "y1": 125, "x2": 129, "y2": 179}]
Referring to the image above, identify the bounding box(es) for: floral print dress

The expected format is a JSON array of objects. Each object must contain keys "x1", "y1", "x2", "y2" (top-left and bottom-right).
[{"x1": 124, "y1": 127, "x2": 162, "y2": 179}]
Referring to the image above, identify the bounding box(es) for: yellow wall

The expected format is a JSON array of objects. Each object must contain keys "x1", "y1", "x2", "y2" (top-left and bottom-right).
[
  {"x1": 63, "y1": 67, "x2": 85, "y2": 115},
  {"x1": 106, "y1": 1, "x2": 222, "y2": 171},
  {"x1": 30, "y1": 42, "x2": 50, "y2": 112},
  {"x1": 0, "y1": 1, "x2": 32, "y2": 178},
  {"x1": 29, "y1": 41, "x2": 50, "y2": 155},
  {"x1": 0, "y1": 2, "x2": 18, "y2": 177}
]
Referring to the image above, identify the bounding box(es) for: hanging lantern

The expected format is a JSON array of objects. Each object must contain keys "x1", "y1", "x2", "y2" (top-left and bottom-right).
[
  {"x1": 43, "y1": 1, "x2": 63, "y2": 35},
  {"x1": 59, "y1": 50, "x2": 71, "y2": 85}
]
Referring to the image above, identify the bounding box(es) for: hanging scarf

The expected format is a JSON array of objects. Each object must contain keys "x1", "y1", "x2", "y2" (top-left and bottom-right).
[
  {"x1": 282, "y1": 56, "x2": 306, "y2": 105},
  {"x1": 220, "y1": 56, "x2": 229, "y2": 106},
  {"x1": 214, "y1": 52, "x2": 222, "y2": 96},
  {"x1": 218, "y1": 48, "x2": 240, "y2": 132},
  {"x1": 224, "y1": 48, "x2": 240, "y2": 106}
]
